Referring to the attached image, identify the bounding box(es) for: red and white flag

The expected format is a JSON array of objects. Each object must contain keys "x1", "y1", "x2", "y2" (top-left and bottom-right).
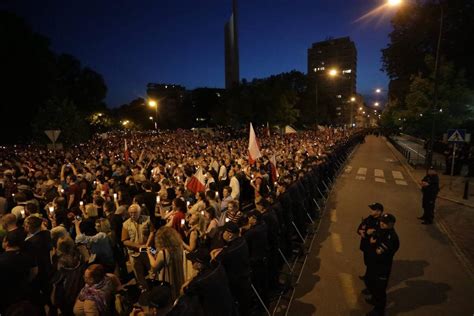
[
  {"x1": 124, "y1": 140, "x2": 130, "y2": 163},
  {"x1": 269, "y1": 154, "x2": 278, "y2": 182},
  {"x1": 248, "y1": 122, "x2": 262, "y2": 164},
  {"x1": 186, "y1": 168, "x2": 206, "y2": 193}
]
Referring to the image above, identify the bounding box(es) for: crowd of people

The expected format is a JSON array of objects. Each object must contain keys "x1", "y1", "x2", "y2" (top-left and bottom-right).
[{"x1": 0, "y1": 126, "x2": 363, "y2": 315}]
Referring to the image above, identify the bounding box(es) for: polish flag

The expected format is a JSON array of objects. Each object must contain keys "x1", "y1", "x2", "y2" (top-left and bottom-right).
[
  {"x1": 124, "y1": 140, "x2": 130, "y2": 163},
  {"x1": 248, "y1": 122, "x2": 262, "y2": 164},
  {"x1": 186, "y1": 168, "x2": 206, "y2": 193},
  {"x1": 269, "y1": 154, "x2": 278, "y2": 182}
]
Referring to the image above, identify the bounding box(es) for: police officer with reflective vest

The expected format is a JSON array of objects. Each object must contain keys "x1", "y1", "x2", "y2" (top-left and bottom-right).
[
  {"x1": 357, "y1": 202, "x2": 384, "y2": 289},
  {"x1": 366, "y1": 213, "x2": 399, "y2": 316}
]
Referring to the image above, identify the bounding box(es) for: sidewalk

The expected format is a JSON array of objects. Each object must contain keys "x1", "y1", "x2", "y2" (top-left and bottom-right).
[{"x1": 385, "y1": 137, "x2": 474, "y2": 278}]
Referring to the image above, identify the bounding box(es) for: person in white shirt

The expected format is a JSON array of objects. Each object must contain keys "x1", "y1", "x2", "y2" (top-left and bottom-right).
[{"x1": 228, "y1": 169, "x2": 240, "y2": 201}]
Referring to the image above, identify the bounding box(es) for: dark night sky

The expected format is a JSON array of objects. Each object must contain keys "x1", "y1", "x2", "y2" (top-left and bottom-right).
[{"x1": 2, "y1": 0, "x2": 394, "y2": 107}]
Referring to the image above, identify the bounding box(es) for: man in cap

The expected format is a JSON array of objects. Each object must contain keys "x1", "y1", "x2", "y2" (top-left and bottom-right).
[
  {"x1": 135, "y1": 285, "x2": 172, "y2": 315},
  {"x1": 357, "y1": 203, "x2": 384, "y2": 290},
  {"x1": 182, "y1": 248, "x2": 235, "y2": 316},
  {"x1": 211, "y1": 222, "x2": 251, "y2": 316},
  {"x1": 366, "y1": 213, "x2": 399, "y2": 316},
  {"x1": 419, "y1": 167, "x2": 439, "y2": 224}
]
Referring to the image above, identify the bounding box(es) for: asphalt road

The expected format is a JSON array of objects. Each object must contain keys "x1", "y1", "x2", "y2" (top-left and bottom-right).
[{"x1": 288, "y1": 135, "x2": 474, "y2": 316}]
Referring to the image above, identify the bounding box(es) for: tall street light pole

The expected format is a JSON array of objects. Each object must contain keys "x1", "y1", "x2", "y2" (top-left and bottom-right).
[
  {"x1": 387, "y1": 0, "x2": 444, "y2": 168},
  {"x1": 148, "y1": 100, "x2": 158, "y2": 130},
  {"x1": 426, "y1": 4, "x2": 443, "y2": 168}
]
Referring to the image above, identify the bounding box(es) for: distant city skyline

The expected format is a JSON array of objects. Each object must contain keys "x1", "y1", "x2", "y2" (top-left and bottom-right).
[{"x1": 1, "y1": 0, "x2": 394, "y2": 107}]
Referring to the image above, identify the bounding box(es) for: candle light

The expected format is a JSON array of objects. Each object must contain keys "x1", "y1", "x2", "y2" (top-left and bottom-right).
[
  {"x1": 49, "y1": 206, "x2": 54, "y2": 213},
  {"x1": 215, "y1": 191, "x2": 219, "y2": 198},
  {"x1": 186, "y1": 201, "x2": 190, "y2": 207},
  {"x1": 225, "y1": 217, "x2": 230, "y2": 223},
  {"x1": 113, "y1": 193, "x2": 117, "y2": 200},
  {"x1": 20, "y1": 209, "x2": 25, "y2": 218},
  {"x1": 80, "y1": 201, "x2": 83, "y2": 206},
  {"x1": 156, "y1": 196, "x2": 161, "y2": 203},
  {"x1": 180, "y1": 219, "x2": 185, "y2": 226},
  {"x1": 201, "y1": 211, "x2": 205, "y2": 215}
]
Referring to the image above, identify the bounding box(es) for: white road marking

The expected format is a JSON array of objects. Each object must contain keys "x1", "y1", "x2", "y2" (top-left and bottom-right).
[
  {"x1": 339, "y1": 273, "x2": 358, "y2": 309},
  {"x1": 392, "y1": 171, "x2": 404, "y2": 180},
  {"x1": 355, "y1": 176, "x2": 366, "y2": 180},
  {"x1": 331, "y1": 233, "x2": 343, "y2": 253},
  {"x1": 375, "y1": 177, "x2": 386, "y2": 183},
  {"x1": 374, "y1": 169, "x2": 384, "y2": 178},
  {"x1": 395, "y1": 180, "x2": 408, "y2": 186},
  {"x1": 357, "y1": 167, "x2": 367, "y2": 175},
  {"x1": 345, "y1": 166, "x2": 353, "y2": 173}
]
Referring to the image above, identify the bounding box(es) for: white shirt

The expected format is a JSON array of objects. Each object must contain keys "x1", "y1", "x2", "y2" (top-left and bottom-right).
[
  {"x1": 218, "y1": 165, "x2": 227, "y2": 181},
  {"x1": 229, "y1": 176, "x2": 240, "y2": 200}
]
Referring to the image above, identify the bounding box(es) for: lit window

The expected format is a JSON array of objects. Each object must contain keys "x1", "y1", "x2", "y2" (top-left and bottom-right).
[
  {"x1": 165, "y1": 85, "x2": 168, "y2": 89},
  {"x1": 342, "y1": 69, "x2": 352, "y2": 74},
  {"x1": 313, "y1": 67, "x2": 325, "y2": 72},
  {"x1": 336, "y1": 95, "x2": 342, "y2": 98}
]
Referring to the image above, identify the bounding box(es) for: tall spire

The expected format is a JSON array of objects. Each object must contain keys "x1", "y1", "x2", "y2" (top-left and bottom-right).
[{"x1": 225, "y1": 0, "x2": 239, "y2": 89}]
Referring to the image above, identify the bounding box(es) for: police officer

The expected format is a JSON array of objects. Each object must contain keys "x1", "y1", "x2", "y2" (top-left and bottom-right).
[
  {"x1": 366, "y1": 213, "x2": 399, "y2": 316},
  {"x1": 357, "y1": 202, "x2": 384, "y2": 290},
  {"x1": 211, "y1": 222, "x2": 252, "y2": 316},
  {"x1": 419, "y1": 167, "x2": 439, "y2": 224}
]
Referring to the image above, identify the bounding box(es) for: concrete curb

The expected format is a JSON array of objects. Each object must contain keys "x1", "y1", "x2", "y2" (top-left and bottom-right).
[{"x1": 384, "y1": 137, "x2": 474, "y2": 281}]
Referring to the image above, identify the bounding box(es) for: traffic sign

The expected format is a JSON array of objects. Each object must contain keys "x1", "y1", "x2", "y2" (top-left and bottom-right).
[{"x1": 447, "y1": 129, "x2": 466, "y2": 143}]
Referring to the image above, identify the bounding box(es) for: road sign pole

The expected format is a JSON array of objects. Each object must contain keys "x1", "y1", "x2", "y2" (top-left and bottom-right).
[{"x1": 451, "y1": 143, "x2": 456, "y2": 176}]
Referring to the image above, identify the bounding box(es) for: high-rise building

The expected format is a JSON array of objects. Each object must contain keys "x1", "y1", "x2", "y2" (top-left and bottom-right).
[
  {"x1": 225, "y1": 0, "x2": 239, "y2": 89},
  {"x1": 307, "y1": 37, "x2": 357, "y2": 124}
]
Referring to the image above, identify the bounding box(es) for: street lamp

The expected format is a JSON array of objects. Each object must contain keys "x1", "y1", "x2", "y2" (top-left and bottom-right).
[
  {"x1": 375, "y1": 88, "x2": 382, "y2": 93},
  {"x1": 148, "y1": 99, "x2": 158, "y2": 130},
  {"x1": 374, "y1": 102, "x2": 379, "y2": 107},
  {"x1": 349, "y1": 97, "x2": 356, "y2": 127},
  {"x1": 328, "y1": 68, "x2": 338, "y2": 77},
  {"x1": 386, "y1": 0, "x2": 444, "y2": 168}
]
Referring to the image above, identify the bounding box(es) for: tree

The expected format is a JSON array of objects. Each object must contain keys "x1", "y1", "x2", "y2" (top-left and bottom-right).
[
  {"x1": 382, "y1": 0, "x2": 474, "y2": 104},
  {"x1": 31, "y1": 98, "x2": 90, "y2": 144},
  {"x1": 402, "y1": 57, "x2": 473, "y2": 138},
  {"x1": 0, "y1": 11, "x2": 108, "y2": 144}
]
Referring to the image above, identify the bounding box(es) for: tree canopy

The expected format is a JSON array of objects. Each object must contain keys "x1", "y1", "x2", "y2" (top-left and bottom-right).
[{"x1": 0, "y1": 11, "x2": 108, "y2": 144}]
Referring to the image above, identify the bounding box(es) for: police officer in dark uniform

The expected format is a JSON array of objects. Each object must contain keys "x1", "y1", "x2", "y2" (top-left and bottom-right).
[
  {"x1": 357, "y1": 202, "x2": 384, "y2": 290},
  {"x1": 366, "y1": 213, "x2": 399, "y2": 316},
  {"x1": 211, "y1": 222, "x2": 252, "y2": 316},
  {"x1": 243, "y1": 210, "x2": 269, "y2": 305},
  {"x1": 419, "y1": 167, "x2": 439, "y2": 224}
]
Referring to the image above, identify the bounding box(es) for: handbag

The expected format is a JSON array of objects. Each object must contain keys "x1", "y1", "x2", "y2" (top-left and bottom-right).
[{"x1": 148, "y1": 249, "x2": 172, "y2": 288}]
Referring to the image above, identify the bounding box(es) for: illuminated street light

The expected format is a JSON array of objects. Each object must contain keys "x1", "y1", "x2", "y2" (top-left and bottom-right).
[
  {"x1": 359, "y1": 107, "x2": 363, "y2": 111},
  {"x1": 375, "y1": 88, "x2": 382, "y2": 93},
  {"x1": 328, "y1": 68, "x2": 338, "y2": 77},
  {"x1": 122, "y1": 120, "x2": 129, "y2": 126},
  {"x1": 350, "y1": 97, "x2": 356, "y2": 102},
  {"x1": 387, "y1": 0, "x2": 402, "y2": 6},
  {"x1": 148, "y1": 99, "x2": 158, "y2": 130},
  {"x1": 149, "y1": 116, "x2": 153, "y2": 120},
  {"x1": 374, "y1": 102, "x2": 379, "y2": 106}
]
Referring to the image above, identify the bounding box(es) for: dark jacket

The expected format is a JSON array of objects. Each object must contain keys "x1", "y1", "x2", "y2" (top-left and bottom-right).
[
  {"x1": 357, "y1": 215, "x2": 380, "y2": 252},
  {"x1": 215, "y1": 236, "x2": 251, "y2": 286},
  {"x1": 185, "y1": 263, "x2": 235, "y2": 316},
  {"x1": 422, "y1": 174, "x2": 439, "y2": 200}
]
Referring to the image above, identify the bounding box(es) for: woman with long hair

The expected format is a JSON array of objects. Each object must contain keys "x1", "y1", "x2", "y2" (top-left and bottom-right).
[{"x1": 147, "y1": 227, "x2": 185, "y2": 300}]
